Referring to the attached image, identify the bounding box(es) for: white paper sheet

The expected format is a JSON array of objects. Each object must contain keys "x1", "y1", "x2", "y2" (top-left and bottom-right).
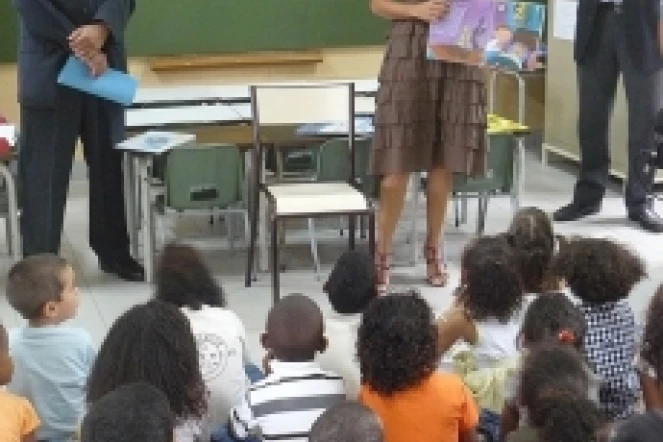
[
  {"x1": 116, "y1": 131, "x2": 195, "y2": 154},
  {"x1": 553, "y1": 0, "x2": 578, "y2": 41}
]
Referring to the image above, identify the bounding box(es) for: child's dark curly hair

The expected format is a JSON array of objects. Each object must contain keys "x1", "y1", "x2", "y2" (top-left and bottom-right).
[
  {"x1": 87, "y1": 300, "x2": 207, "y2": 421},
  {"x1": 505, "y1": 207, "x2": 561, "y2": 292},
  {"x1": 552, "y1": 237, "x2": 646, "y2": 304},
  {"x1": 155, "y1": 243, "x2": 226, "y2": 310},
  {"x1": 521, "y1": 293, "x2": 586, "y2": 351},
  {"x1": 461, "y1": 235, "x2": 523, "y2": 323},
  {"x1": 521, "y1": 344, "x2": 604, "y2": 442},
  {"x1": 358, "y1": 290, "x2": 437, "y2": 395},
  {"x1": 641, "y1": 284, "x2": 663, "y2": 387},
  {"x1": 323, "y1": 250, "x2": 377, "y2": 314}
]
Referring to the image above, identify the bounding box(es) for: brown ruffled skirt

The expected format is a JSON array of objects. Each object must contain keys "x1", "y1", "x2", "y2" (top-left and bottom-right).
[{"x1": 370, "y1": 19, "x2": 488, "y2": 176}]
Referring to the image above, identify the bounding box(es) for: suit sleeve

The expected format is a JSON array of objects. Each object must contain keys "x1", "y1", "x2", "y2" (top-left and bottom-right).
[
  {"x1": 93, "y1": 0, "x2": 135, "y2": 44},
  {"x1": 12, "y1": 0, "x2": 76, "y2": 48}
]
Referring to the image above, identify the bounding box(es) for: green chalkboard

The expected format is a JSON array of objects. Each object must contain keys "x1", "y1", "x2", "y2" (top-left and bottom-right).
[{"x1": 0, "y1": 0, "x2": 388, "y2": 63}]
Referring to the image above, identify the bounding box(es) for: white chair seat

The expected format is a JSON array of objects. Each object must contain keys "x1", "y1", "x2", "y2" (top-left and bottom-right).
[{"x1": 266, "y1": 182, "x2": 368, "y2": 216}]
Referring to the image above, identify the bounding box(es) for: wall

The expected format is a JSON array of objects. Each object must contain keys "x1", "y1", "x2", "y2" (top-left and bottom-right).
[{"x1": 0, "y1": 46, "x2": 544, "y2": 129}]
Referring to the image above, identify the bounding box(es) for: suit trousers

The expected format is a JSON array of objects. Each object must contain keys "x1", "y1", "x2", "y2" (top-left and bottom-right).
[
  {"x1": 575, "y1": 6, "x2": 658, "y2": 208},
  {"x1": 19, "y1": 88, "x2": 130, "y2": 259}
]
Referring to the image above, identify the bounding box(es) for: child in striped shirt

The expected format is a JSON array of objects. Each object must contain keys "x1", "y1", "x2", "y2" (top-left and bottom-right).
[{"x1": 221, "y1": 294, "x2": 345, "y2": 442}]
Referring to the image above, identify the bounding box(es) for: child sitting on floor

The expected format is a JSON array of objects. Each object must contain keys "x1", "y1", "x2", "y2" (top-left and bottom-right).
[
  {"x1": 553, "y1": 237, "x2": 645, "y2": 421},
  {"x1": 508, "y1": 344, "x2": 605, "y2": 442},
  {"x1": 503, "y1": 207, "x2": 564, "y2": 306},
  {"x1": 309, "y1": 402, "x2": 384, "y2": 442},
  {"x1": 0, "y1": 322, "x2": 40, "y2": 442},
  {"x1": 318, "y1": 250, "x2": 378, "y2": 399},
  {"x1": 155, "y1": 243, "x2": 255, "y2": 427},
  {"x1": 359, "y1": 290, "x2": 479, "y2": 442},
  {"x1": 500, "y1": 293, "x2": 601, "y2": 441},
  {"x1": 223, "y1": 294, "x2": 345, "y2": 442},
  {"x1": 436, "y1": 236, "x2": 524, "y2": 439},
  {"x1": 87, "y1": 301, "x2": 209, "y2": 442},
  {"x1": 6, "y1": 255, "x2": 95, "y2": 441},
  {"x1": 611, "y1": 411, "x2": 663, "y2": 442},
  {"x1": 80, "y1": 382, "x2": 174, "y2": 442}
]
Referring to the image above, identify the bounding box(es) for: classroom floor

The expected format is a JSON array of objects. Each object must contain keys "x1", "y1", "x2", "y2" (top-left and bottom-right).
[{"x1": 1, "y1": 143, "x2": 662, "y2": 363}]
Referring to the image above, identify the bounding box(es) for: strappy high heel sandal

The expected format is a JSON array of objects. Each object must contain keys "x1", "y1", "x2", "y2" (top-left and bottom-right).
[
  {"x1": 375, "y1": 252, "x2": 391, "y2": 295},
  {"x1": 424, "y1": 243, "x2": 449, "y2": 287}
]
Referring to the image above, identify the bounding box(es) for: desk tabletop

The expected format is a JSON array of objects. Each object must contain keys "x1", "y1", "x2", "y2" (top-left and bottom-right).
[
  {"x1": 126, "y1": 104, "x2": 243, "y2": 128},
  {"x1": 132, "y1": 79, "x2": 378, "y2": 107}
]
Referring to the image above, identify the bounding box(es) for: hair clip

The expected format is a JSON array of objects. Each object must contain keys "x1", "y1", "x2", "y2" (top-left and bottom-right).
[{"x1": 558, "y1": 329, "x2": 575, "y2": 344}]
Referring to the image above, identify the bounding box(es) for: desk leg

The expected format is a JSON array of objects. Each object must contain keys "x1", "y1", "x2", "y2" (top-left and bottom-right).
[
  {"x1": 488, "y1": 70, "x2": 499, "y2": 114},
  {"x1": 124, "y1": 153, "x2": 139, "y2": 259},
  {"x1": 0, "y1": 163, "x2": 20, "y2": 261},
  {"x1": 138, "y1": 156, "x2": 154, "y2": 283},
  {"x1": 516, "y1": 73, "x2": 526, "y2": 124}
]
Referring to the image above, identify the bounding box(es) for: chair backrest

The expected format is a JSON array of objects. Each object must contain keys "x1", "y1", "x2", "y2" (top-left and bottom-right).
[
  {"x1": 452, "y1": 133, "x2": 515, "y2": 194},
  {"x1": 165, "y1": 144, "x2": 243, "y2": 211},
  {"x1": 250, "y1": 82, "x2": 357, "y2": 182}
]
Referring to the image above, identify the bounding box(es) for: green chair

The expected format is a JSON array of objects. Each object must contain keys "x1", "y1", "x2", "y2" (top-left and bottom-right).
[
  {"x1": 162, "y1": 143, "x2": 247, "y2": 248},
  {"x1": 452, "y1": 133, "x2": 522, "y2": 234}
]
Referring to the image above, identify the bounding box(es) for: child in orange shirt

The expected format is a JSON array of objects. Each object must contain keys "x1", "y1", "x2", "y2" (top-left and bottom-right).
[
  {"x1": 0, "y1": 322, "x2": 40, "y2": 442},
  {"x1": 358, "y1": 291, "x2": 479, "y2": 442}
]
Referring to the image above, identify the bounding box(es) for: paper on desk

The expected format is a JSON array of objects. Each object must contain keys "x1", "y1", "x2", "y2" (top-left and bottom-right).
[
  {"x1": 553, "y1": 0, "x2": 578, "y2": 41},
  {"x1": 116, "y1": 131, "x2": 195, "y2": 154},
  {"x1": 57, "y1": 56, "x2": 138, "y2": 106},
  {"x1": 0, "y1": 124, "x2": 16, "y2": 146}
]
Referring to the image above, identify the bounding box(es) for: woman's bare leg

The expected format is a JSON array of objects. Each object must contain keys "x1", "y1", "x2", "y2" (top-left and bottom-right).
[
  {"x1": 376, "y1": 173, "x2": 410, "y2": 292},
  {"x1": 424, "y1": 167, "x2": 452, "y2": 285}
]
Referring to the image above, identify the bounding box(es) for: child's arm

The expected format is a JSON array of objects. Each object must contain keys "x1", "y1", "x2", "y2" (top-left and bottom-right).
[
  {"x1": 436, "y1": 305, "x2": 476, "y2": 356},
  {"x1": 499, "y1": 400, "x2": 520, "y2": 442},
  {"x1": 640, "y1": 370, "x2": 663, "y2": 410},
  {"x1": 12, "y1": 0, "x2": 76, "y2": 48},
  {"x1": 460, "y1": 430, "x2": 479, "y2": 442}
]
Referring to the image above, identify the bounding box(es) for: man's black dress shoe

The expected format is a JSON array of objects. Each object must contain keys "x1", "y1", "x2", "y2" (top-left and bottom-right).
[
  {"x1": 628, "y1": 205, "x2": 663, "y2": 233},
  {"x1": 100, "y1": 256, "x2": 145, "y2": 282},
  {"x1": 553, "y1": 201, "x2": 602, "y2": 222}
]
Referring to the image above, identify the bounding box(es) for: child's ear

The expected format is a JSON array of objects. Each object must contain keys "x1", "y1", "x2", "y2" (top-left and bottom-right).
[
  {"x1": 41, "y1": 301, "x2": 59, "y2": 319},
  {"x1": 260, "y1": 333, "x2": 270, "y2": 351}
]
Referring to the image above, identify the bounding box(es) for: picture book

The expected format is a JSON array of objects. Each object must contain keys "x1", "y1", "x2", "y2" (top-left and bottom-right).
[{"x1": 427, "y1": 0, "x2": 546, "y2": 72}]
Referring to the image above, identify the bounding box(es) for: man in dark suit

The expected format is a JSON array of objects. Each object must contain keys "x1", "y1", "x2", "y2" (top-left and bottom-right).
[
  {"x1": 13, "y1": 0, "x2": 144, "y2": 280},
  {"x1": 554, "y1": 0, "x2": 663, "y2": 232}
]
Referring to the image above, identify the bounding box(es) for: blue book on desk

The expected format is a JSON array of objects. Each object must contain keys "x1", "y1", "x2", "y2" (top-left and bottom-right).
[{"x1": 57, "y1": 56, "x2": 138, "y2": 106}]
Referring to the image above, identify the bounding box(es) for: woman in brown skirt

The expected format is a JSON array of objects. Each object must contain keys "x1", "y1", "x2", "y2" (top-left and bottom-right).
[{"x1": 370, "y1": 0, "x2": 487, "y2": 294}]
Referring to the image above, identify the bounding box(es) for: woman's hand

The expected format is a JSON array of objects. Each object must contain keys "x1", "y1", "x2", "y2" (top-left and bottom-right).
[{"x1": 410, "y1": 0, "x2": 449, "y2": 22}]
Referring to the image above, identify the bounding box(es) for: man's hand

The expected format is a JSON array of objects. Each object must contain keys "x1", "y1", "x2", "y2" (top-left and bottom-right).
[
  {"x1": 68, "y1": 24, "x2": 109, "y2": 59},
  {"x1": 81, "y1": 52, "x2": 108, "y2": 77}
]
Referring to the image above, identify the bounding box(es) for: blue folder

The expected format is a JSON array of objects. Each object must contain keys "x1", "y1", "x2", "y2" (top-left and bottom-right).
[{"x1": 57, "y1": 56, "x2": 138, "y2": 106}]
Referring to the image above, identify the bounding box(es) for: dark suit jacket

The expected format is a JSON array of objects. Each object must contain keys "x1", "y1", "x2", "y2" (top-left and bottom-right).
[
  {"x1": 13, "y1": 0, "x2": 134, "y2": 139},
  {"x1": 575, "y1": 0, "x2": 661, "y2": 73}
]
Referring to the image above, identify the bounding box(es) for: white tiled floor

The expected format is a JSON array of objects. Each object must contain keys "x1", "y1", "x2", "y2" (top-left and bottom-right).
[{"x1": 1, "y1": 146, "x2": 663, "y2": 364}]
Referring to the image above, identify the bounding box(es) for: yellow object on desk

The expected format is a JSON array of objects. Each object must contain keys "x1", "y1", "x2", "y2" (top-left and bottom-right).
[{"x1": 487, "y1": 114, "x2": 529, "y2": 134}]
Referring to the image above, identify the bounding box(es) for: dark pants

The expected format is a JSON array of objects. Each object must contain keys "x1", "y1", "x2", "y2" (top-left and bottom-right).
[
  {"x1": 575, "y1": 6, "x2": 658, "y2": 208},
  {"x1": 19, "y1": 89, "x2": 130, "y2": 259}
]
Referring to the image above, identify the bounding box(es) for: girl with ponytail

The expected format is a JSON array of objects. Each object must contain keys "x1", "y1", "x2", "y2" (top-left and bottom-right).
[
  {"x1": 436, "y1": 236, "x2": 524, "y2": 441},
  {"x1": 504, "y1": 207, "x2": 565, "y2": 301}
]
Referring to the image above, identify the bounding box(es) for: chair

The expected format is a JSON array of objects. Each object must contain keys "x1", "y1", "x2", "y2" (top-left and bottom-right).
[
  {"x1": 452, "y1": 133, "x2": 523, "y2": 234},
  {"x1": 245, "y1": 82, "x2": 376, "y2": 303},
  {"x1": 162, "y1": 143, "x2": 247, "y2": 248}
]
